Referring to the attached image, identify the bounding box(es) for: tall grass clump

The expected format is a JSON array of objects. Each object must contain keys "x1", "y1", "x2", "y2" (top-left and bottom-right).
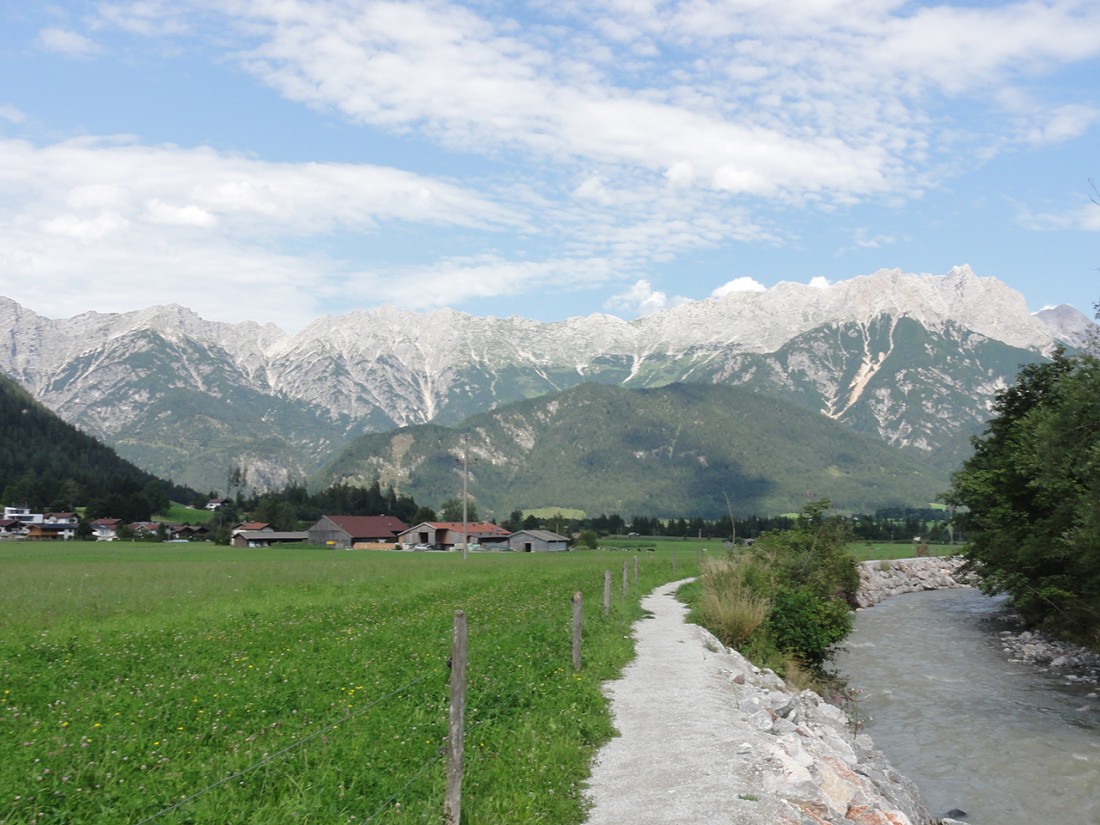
[
  {"x1": 695, "y1": 557, "x2": 770, "y2": 648},
  {"x1": 686, "y1": 499, "x2": 857, "y2": 688}
]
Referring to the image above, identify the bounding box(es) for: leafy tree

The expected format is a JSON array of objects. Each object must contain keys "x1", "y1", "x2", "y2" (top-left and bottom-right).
[
  {"x1": 522, "y1": 514, "x2": 541, "y2": 530},
  {"x1": 440, "y1": 497, "x2": 478, "y2": 522},
  {"x1": 751, "y1": 499, "x2": 859, "y2": 605},
  {"x1": 502, "y1": 509, "x2": 524, "y2": 531},
  {"x1": 576, "y1": 529, "x2": 598, "y2": 549},
  {"x1": 946, "y1": 347, "x2": 1100, "y2": 642},
  {"x1": 411, "y1": 506, "x2": 438, "y2": 524}
]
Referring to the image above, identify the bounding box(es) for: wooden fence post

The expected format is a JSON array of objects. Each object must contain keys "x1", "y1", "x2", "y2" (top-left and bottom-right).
[
  {"x1": 572, "y1": 591, "x2": 583, "y2": 671},
  {"x1": 622, "y1": 560, "x2": 628, "y2": 598},
  {"x1": 603, "y1": 570, "x2": 611, "y2": 615},
  {"x1": 444, "y1": 611, "x2": 468, "y2": 825},
  {"x1": 633, "y1": 555, "x2": 639, "y2": 584}
]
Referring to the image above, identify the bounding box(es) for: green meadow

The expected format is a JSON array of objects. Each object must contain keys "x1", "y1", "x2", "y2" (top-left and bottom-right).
[{"x1": 0, "y1": 543, "x2": 699, "y2": 825}]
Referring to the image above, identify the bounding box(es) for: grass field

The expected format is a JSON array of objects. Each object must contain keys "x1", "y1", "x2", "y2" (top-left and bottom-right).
[
  {"x1": 0, "y1": 543, "x2": 700, "y2": 824},
  {"x1": 152, "y1": 502, "x2": 214, "y2": 525}
]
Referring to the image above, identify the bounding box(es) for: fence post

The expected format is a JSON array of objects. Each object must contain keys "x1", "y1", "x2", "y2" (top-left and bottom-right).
[
  {"x1": 444, "y1": 611, "x2": 467, "y2": 825},
  {"x1": 633, "y1": 554, "x2": 639, "y2": 584},
  {"x1": 572, "y1": 591, "x2": 583, "y2": 671},
  {"x1": 603, "y1": 570, "x2": 611, "y2": 615},
  {"x1": 622, "y1": 560, "x2": 628, "y2": 598}
]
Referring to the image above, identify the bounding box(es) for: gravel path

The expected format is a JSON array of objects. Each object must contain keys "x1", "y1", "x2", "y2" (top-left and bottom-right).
[{"x1": 582, "y1": 579, "x2": 802, "y2": 825}]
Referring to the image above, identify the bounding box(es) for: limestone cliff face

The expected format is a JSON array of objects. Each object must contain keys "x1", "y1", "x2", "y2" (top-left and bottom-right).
[{"x1": 0, "y1": 267, "x2": 1092, "y2": 492}]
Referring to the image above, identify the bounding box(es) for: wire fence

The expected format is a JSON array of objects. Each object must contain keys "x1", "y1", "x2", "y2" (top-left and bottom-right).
[{"x1": 124, "y1": 555, "x2": 688, "y2": 825}]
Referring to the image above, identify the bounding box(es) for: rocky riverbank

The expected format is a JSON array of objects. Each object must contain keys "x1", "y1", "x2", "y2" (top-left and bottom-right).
[
  {"x1": 855, "y1": 556, "x2": 968, "y2": 608},
  {"x1": 997, "y1": 621, "x2": 1100, "y2": 687}
]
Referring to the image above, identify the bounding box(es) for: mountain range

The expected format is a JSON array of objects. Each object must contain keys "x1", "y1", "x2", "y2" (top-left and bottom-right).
[{"x1": 0, "y1": 265, "x2": 1093, "y2": 504}]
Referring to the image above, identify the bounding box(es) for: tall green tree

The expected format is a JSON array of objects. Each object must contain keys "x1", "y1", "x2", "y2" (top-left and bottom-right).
[
  {"x1": 440, "y1": 497, "x2": 477, "y2": 522},
  {"x1": 946, "y1": 347, "x2": 1100, "y2": 643}
]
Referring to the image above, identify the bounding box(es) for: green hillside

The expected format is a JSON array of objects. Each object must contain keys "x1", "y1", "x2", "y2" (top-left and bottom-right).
[
  {"x1": 0, "y1": 372, "x2": 192, "y2": 513},
  {"x1": 317, "y1": 382, "x2": 950, "y2": 519}
]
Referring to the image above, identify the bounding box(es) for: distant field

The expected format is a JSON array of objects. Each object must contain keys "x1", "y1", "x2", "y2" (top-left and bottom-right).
[
  {"x1": 0, "y1": 543, "x2": 698, "y2": 824},
  {"x1": 846, "y1": 541, "x2": 959, "y2": 562},
  {"x1": 153, "y1": 501, "x2": 214, "y2": 524},
  {"x1": 600, "y1": 535, "x2": 960, "y2": 562}
]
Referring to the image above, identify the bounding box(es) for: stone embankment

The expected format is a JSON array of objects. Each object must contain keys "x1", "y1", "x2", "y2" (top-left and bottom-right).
[
  {"x1": 998, "y1": 623, "x2": 1100, "y2": 686},
  {"x1": 713, "y1": 647, "x2": 934, "y2": 825},
  {"x1": 855, "y1": 556, "x2": 968, "y2": 608}
]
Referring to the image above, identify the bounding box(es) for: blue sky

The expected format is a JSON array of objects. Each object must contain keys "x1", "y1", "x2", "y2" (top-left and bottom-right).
[{"x1": 2, "y1": 1, "x2": 1099, "y2": 331}]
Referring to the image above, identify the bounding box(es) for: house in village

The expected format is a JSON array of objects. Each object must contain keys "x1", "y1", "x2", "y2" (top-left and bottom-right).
[
  {"x1": 306, "y1": 515, "x2": 408, "y2": 549},
  {"x1": 506, "y1": 529, "x2": 570, "y2": 552},
  {"x1": 3, "y1": 506, "x2": 42, "y2": 526},
  {"x1": 1, "y1": 509, "x2": 77, "y2": 540},
  {"x1": 90, "y1": 518, "x2": 123, "y2": 541},
  {"x1": 169, "y1": 524, "x2": 209, "y2": 541},
  {"x1": 205, "y1": 497, "x2": 232, "y2": 511},
  {"x1": 397, "y1": 521, "x2": 511, "y2": 551},
  {"x1": 26, "y1": 522, "x2": 76, "y2": 541},
  {"x1": 0, "y1": 518, "x2": 25, "y2": 539}
]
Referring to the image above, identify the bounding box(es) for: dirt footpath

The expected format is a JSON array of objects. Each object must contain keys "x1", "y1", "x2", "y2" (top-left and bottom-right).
[{"x1": 583, "y1": 578, "x2": 801, "y2": 824}]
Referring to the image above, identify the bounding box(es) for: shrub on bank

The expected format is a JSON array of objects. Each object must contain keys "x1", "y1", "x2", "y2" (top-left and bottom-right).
[{"x1": 688, "y1": 499, "x2": 857, "y2": 683}]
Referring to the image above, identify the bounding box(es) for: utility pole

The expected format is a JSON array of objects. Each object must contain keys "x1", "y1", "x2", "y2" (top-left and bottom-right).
[
  {"x1": 461, "y1": 434, "x2": 469, "y2": 560},
  {"x1": 723, "y1": 490, "x2": 736, "y2": 545}
]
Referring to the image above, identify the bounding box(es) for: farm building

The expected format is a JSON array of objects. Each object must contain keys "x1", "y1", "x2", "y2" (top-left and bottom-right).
[
  {"x1": 307, "y1": 515, "x2": 409, "y2": 549},
  {"x1": 506, "y1": 529, "x2": 570, "y2": 552},
  {"x1": 397, "y1": 521, "x2": 511, "y2": 551},
  {"x1": 231, "y1": 530, "x2": 309, "y2": 548}
]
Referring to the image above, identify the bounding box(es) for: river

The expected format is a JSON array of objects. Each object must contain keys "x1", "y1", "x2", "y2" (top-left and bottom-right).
[{"x1": 834, "y1": 588, "x2": 1100, "y2": 824}]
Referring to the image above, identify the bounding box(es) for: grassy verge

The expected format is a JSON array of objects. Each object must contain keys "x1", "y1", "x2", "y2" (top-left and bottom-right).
[
  {"x1": 0, "y1": 543, "x2": 697, "y2": 824},
  {"x1": 845, "y1": 542, "x2": 958, "y2": 562}
]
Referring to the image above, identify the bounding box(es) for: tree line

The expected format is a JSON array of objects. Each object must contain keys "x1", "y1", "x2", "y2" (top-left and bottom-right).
[{"x1": 946, "y1": 341, "x2": 1100, "y2": 647}]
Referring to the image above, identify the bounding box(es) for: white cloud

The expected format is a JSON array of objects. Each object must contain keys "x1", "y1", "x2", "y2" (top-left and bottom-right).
[
  {"x1": 143, "y1": 199, "x2": 219, "y2": 227},
  {"x1": 346, "y1": 256, "x2": 619, "y2": 310},
  {"x1": 0, "y1": 105, "x2": 26, "y2": 124},
  {"x1": 605, "y1": 278, "x2": 689, "y2": 316},
  {"x1": 40, "y1": 211, "x2": 130, "y2": 240},
  {"x1": 37, "y1": 27, "x2": 105, "y2": 58},
  {"x1": 711, "y1": 277, "x2": 766, "y2": 298},
  {"x1": 1023, "y1": 104, "x2": 1099, "y2": 146},
  {"x1": 1019, "y1": 201, "x2": 1100, "y2": 232},
  {"x1": 0, "y1": 134, "x2": 529, "y2": 329},
  {"x1": 808, "y1": 276, "x2": 831, "y2": 289},
  {"x1": 852, "y1": 227, "x2": 896, "y2": 249}
]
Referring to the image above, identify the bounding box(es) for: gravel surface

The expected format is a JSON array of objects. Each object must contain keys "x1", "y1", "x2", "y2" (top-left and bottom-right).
[{"x1": 583, "y1": 579, "x2": 805, "y2": 825}]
